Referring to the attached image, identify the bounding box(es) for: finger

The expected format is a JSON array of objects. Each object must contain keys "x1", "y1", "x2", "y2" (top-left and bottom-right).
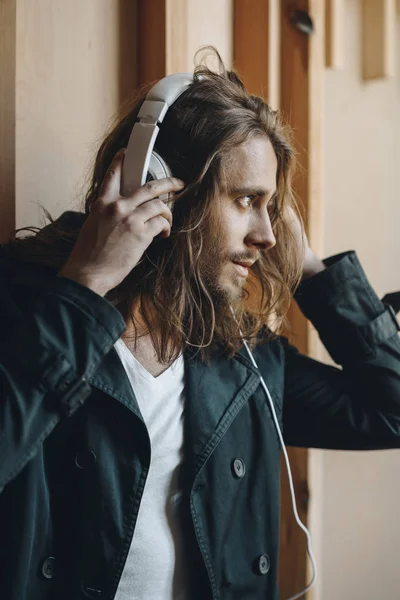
[
  {"x1": 134, "y1": 198, "x2": 173, "y2": 229},
  {"x1": 130, "y1": 177, "x2": 185, "y2": 207},
  {"x1": 98, "y1": 149, "x2": 125, "y2": 203},
  {"x1": 146, "y1": 214, "x2": 171, "y2": 239}
]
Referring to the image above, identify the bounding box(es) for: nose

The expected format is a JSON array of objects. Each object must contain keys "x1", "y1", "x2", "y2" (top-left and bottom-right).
[{"x1": 246, "y1": 213, "x2": 276, "y2": 251}]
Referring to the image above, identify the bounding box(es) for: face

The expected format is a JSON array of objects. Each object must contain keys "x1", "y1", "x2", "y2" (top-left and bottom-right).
[{"x1": 201, "y1": 136, "x2": 278, "y2": 305}]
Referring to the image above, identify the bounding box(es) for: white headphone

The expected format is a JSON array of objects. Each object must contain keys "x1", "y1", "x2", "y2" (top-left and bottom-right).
[
  {"x1": 121, "y1": 72, "x2": 193, "y2": 199},
  {"x1": 121, "y1": 71, "x2": 317, "y2": 600}
]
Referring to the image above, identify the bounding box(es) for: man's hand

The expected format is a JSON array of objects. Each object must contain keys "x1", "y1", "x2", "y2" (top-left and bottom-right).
[
  {"x1": 287, "y1": 207, "x2": 326, "y2": 280},
  {"x1": 58, "y1": 150, "x2": 185, "y2": 297}
]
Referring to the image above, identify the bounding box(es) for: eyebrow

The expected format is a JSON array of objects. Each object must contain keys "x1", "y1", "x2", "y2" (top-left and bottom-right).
[{"x1": 228, "y1": 186, "x2": 277, "y2": 198}]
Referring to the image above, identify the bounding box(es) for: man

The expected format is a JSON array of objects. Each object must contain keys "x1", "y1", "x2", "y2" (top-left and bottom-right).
[{"x1": 1, "y1": 57, "x2": 400, "y2": 600}]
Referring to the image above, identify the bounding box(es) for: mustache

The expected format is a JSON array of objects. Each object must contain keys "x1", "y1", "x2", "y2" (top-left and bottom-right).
[{"x1": 229, "y1": 251, "x2": 260, "y2": 265}]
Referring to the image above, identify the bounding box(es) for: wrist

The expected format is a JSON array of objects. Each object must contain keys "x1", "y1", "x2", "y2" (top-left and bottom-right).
[
  {"x1": 57, "y1": 268, "x2": 108, "y2": 297},
  {"x1": 302, "y1": 250, "x2": 326, "y2": 281}
]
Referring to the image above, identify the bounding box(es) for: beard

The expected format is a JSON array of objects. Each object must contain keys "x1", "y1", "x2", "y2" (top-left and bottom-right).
[{"x1": 199, "y1": 242, "x2": 258, "y2": 311}]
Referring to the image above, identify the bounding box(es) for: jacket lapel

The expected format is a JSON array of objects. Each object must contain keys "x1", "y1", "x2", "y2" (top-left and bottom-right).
[
  {"x1": 88, "y1": 347, "x2": 143, "y2": 420},
  {"x1": 183, "y1": 347, "x2": 261, "y2": 482},
  {"x1": 88, "y1": 337, "x2": 267, "y2": 484}
]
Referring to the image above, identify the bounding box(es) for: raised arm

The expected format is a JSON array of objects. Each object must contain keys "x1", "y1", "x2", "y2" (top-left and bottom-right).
[{"x1": 282, "y1": 251, "x2": 400, "y2": 450}]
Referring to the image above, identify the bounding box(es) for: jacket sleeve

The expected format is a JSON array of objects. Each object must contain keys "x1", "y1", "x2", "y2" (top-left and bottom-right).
[
  {"x1": 282, "y1": 251, "x2": 400, "y2": 450},
  {"x1": 0, "y1": 261, "x2": 126, "y2": 492}
]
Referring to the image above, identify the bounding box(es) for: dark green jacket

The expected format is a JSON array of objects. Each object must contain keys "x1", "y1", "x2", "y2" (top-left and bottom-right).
[{"x1": 1, "y1": 224, "x2": 400, "y2": 600}]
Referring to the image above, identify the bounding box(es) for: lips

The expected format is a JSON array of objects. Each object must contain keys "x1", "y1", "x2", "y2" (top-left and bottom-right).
[{"x1": 232, "y1": 262, "x2": 251, "y2": 277}]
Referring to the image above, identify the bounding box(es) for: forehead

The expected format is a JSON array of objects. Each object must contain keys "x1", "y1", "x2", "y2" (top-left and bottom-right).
[{"x1": 223, "y1": 136, "x2": 278, "y2": 193}]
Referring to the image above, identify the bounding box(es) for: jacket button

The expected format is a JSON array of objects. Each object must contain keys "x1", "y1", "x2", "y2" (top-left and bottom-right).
[
  {"x1": 257, "y1": 554, "x2": 270, "y2": 575},
  {"x1": 75, "y1": 450, "x2": 97, "y2": 470},
  {"x1": 231, "y1": 458, "x2": 246, "y2": 478},
  {"x1": 41, "y1": 556, "x2": 56, "y2": 579}
]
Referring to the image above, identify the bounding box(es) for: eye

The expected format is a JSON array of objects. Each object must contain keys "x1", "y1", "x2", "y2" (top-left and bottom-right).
[
  {"x1": 237, "y1": 195, "x2": 256, "y2": 208},
  {"x1": 268, "y1": 196, "x2": 281, "y2": 222}
]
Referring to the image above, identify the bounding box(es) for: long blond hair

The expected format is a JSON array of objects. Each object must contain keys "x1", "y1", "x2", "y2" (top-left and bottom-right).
[{"x1": 7, "y1": 50, "x2": 303, "y2": 362}]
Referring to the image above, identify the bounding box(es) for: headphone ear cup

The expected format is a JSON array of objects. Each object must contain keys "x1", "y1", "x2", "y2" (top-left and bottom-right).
[
  {"x1": 148, "y1": 151, "x2": 173, "y2": 180},
  {"x1": 148, "y1": 151, "x2": 175, "y2": 205}
]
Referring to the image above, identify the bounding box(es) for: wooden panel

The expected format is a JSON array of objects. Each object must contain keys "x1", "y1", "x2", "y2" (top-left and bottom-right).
[
  {"x1": 0, "y1": 0, "x2": 16, "y2": 242},
  {"x1": 187, "y1": 0, "x2": 234, "y2": 70},
  {"x1": 307, "y1": 1, "x2": 325, "y2": 268},
  {"x1": 165, "y1": 0, "x2": 187, "y2": 74},
  {"x1": 118, "y1": 0, "x2": 138, "y2": 104},
  {"x1": 137, "y1": 0, "x2": 166, "y2": 84},
  {"x1": 2, "y1": 0, "x2": 137, "y2": 237},
  {"x1": 137, "y1": 0, "x2": 188, "y2": 85},
  {"x1": 15, "y1": 0, "x2": 127, "y2": 228},
  {"x1": 280, "y1": 1, "x2": 325, "y2": 598},
  {"x1": 363, "y1": 0, "x2": 396, "y2": 80},
  {"x1": 234, "y1": 1, "x2": 325, "y2": 597},
  {"x1": 138, "y1": 0, "x2": 234, "y2": 85},
  {"x1": 234, "y1": 0, "x2": 280, "y2": 107},
  {"x1": 325, "y1": 0, "x2": 345, "y2": 69}
]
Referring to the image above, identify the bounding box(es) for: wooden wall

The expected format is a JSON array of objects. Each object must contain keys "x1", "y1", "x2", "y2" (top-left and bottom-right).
[{"x1": 0, "y1": 0, "x2": 137, "y2": 236}]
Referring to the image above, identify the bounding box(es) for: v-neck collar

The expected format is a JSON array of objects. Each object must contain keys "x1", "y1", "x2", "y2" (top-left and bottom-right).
[{"x1": 114, "y1": 338, "x2": 183, "y2": 383}]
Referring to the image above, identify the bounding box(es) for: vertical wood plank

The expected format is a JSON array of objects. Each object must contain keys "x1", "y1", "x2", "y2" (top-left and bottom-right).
[
  {"x1": 118, "y1": 0, "x2": 138, "y2": 105},
  {"x1": 166, "y1": 0, "x2": 187, "y2": 74},
  {"x1": 137, "y1": 0, "x2": 188, "y2": 86},
  {"x1": 15, "y1": 0, "x2": 128, "y2": 227},
  {"x1": 0, "y1": 0, "x2": 16, "y2": 242},
  {"x1": 234, "y1": 0, "x2": 280, "y2": 108},
  {"x1": 307, "y1": 1, "x2": 325, "y2": 267},
  {"x1": 268, "y1": 0, "x2": 281, "y2": 109},
  {"x1": 280, "y1": 1, "x2": 325, "y2": 598},
  {"x1": 187, "y1": 0, "x2": 234, "y2": 70},
  {"x1": 363, "y1": 0, "x2": 396, "y2": 80},
  {"x1": 137, "y1": 0, "x2": 167, "y2": 85},
  {"x1": 325, "y1": 0, "x2": 345, "y2": 69},
  {"x1": 281, "y1": 0, "x2": 325, "y2": 345},
  {"x1": 233, "y1": 0, "x2": 269, "y2": 98},
  {"x1": 235, "y1": 0, "x2": 325, "y2": 597}
]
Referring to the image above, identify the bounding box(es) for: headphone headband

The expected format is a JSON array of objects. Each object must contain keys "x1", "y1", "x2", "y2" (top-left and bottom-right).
[{"x1": 121, "y1": 73, "x2": 194, "y2": 196}]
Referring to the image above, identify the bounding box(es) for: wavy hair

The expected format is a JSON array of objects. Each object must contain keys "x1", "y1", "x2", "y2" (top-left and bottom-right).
[{"x1": 6, "y1": 49, "x2": 303, "y2": 362}]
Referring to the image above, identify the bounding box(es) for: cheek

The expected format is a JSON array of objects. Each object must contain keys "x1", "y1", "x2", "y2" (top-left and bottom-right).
[{"x1": 222, "y1": 208, "x2": 249, "y2": 244}]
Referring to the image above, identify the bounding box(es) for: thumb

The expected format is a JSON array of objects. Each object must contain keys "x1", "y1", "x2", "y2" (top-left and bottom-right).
[{"x1": 98, "y1": 149, "x2": 125, "y2": 203}]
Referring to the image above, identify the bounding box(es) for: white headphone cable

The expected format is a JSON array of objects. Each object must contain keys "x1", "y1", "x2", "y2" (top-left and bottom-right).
[{"x1": 231, "y1": 309, "x2": 318, "y2": 600}]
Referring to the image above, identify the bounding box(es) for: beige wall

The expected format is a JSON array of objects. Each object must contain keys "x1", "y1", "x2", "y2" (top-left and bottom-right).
[
  {"x1": 15, "y1": 0, "x2": 136, "y2": 229},
  {"x1": 320, "y1": 1, "x2": 400, "y2": 598},
  {"x1": 186, "y1": 0, "x2": 233, "y2": 70}
]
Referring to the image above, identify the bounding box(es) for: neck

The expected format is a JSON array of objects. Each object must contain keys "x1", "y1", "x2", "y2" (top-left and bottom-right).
[{"x1": 122, "y1": 305, "x2": 178, "y2": 377}]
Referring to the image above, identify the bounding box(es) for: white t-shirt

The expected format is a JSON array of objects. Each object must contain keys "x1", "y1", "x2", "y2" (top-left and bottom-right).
[{"x1": 113, "y1": 338, "x2": 187, "y2": 600}]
